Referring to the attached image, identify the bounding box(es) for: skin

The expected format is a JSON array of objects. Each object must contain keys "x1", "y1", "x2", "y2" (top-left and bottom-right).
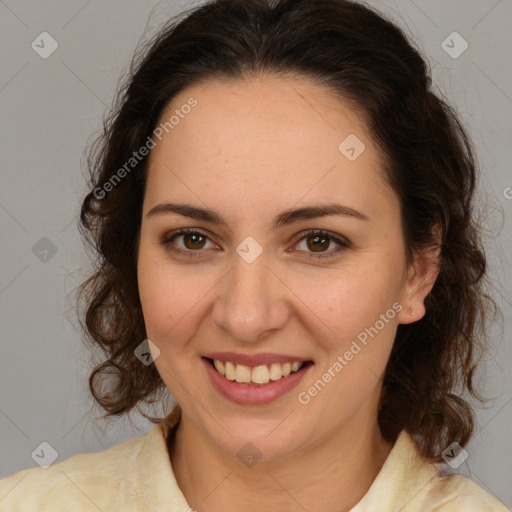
[{"x1": 137, "y1": 73, "x2": 440, "y2": 512}]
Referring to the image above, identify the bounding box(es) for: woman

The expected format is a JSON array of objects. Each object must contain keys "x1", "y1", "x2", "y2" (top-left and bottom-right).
[{"x1": 0, "y1": 0, "x2": 508, "y2": 510}]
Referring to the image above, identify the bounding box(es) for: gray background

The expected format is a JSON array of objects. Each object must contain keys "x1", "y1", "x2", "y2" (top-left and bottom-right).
[{"x1": 1, "y1": 0, "x2": 511, "y2": 508}]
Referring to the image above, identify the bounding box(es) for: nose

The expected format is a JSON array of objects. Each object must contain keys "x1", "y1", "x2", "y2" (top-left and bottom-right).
[{"x1": 211, "y1": 250, "x2": 290, "y2": 343}]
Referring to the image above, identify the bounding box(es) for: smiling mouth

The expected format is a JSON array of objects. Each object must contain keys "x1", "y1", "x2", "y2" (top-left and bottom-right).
[{"x1": 203, "y1": 357, "x2": 313, "y2": 386}]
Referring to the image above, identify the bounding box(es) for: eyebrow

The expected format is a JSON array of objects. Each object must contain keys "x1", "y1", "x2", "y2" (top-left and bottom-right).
[{"x1": 146, "y1": 202, "x2": 369, "y2": 229}]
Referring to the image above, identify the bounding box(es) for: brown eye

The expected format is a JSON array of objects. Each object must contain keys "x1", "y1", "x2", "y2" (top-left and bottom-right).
[
  {"x1": 183, "y1": 232, "x2": 206, "y2": 250},
  {"x1": 160, "y1": 228, "x2": 217, "y2": 257},
  {"x1": 306, "y1": 234, "x2": 330, "y2": 252},
  {"x1": 294, "y1": 230, "x2": 351, "y2": 259}
]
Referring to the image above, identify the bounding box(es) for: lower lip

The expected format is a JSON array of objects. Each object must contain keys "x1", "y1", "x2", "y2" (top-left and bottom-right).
[{"x1": 202, "y1": 357, "x2": 313, "y2": 405}]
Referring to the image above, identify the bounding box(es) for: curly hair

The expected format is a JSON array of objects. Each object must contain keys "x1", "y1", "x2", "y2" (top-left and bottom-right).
[{"x1": 78, "y1": 0, "x2": 497, "y2": 459}]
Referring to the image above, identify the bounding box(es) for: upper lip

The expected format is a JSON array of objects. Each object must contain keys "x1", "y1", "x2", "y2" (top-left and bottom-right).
[{"x1": 203, "y1": 352, "x2": 312, "y2": 367}]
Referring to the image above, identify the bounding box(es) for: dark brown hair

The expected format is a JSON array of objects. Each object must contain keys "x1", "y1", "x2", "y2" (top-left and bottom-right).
[{"x1": 78, "y1": 0, "x2": 497, "y2": 459}]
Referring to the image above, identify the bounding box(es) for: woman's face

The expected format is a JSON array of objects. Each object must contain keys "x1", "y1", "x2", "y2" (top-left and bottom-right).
[{"x1": 137, "y1": 74, "x2": 427, "y2": 460}]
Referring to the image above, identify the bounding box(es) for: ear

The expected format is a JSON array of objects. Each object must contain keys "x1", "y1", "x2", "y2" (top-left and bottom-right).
[{"x1": 397, "y1": 224, "x2": 441, "y2": 325}]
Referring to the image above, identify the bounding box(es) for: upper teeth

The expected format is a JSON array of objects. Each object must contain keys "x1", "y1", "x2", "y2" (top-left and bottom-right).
[{"x1": 213, "y1": 360, "x2": 304, "y2": 385}]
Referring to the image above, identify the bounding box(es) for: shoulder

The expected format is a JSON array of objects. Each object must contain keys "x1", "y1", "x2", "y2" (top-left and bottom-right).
[
  {"x1": 364, "y1": 431, "x2": 510, "y2": 512},
  {"x1": 418, "y1": 472, "x2": 510, "y2": 512},
  {"x1": 0, "y1": 431, "x2": 149, "y2": 511}
]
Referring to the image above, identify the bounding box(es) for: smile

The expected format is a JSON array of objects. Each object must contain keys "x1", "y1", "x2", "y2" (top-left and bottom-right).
[
  {"x1": 211, "y1": 358, "x2": 305, "y2": 386},
  {"x1": 202, "y1": 357, "x2": 314, "y2": 405}
]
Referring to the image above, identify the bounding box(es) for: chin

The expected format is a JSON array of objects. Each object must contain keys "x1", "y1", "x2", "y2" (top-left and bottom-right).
[{"x1": 204, "y1": 415, "x2": 306, "y2": 463}]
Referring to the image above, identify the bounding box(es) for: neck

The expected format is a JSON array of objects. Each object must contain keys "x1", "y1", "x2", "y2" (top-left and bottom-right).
[{"x1": 168, "y1": 409, "x2": 393, "y2": 512}]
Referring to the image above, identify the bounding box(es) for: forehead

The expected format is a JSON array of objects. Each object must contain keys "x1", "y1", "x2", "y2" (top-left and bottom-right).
[
  {"x1": 158, "y1": 73, "x2": 373, "y2": 160},
  {"x1": 145, "y1": 74, "x2": 395, "y2": 220}
]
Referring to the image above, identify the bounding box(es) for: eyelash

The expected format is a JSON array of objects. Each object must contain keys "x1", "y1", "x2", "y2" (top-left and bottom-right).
[{"x1": 160, "y1": 228, "x2": 351, "y2": 259}]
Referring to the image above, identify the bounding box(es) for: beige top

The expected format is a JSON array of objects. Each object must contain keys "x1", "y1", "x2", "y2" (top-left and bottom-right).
[{"x1": 0, "y1": 406, "x2": 508, "y2": 511}]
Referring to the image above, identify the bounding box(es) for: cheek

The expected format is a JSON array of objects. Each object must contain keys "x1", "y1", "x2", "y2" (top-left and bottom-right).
[
  {"x1": 137, "y1": 248, "x2": 174, "y2": 338},
  {"x1": 292, "y1": 263, "x2": 401, "y2": 341},
  {"x1": 137, "y1": 252, "x2": 216, "y2": 345},
  {"x1": 293, "y1": 272, "x2": 400, "y2": 417}
]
